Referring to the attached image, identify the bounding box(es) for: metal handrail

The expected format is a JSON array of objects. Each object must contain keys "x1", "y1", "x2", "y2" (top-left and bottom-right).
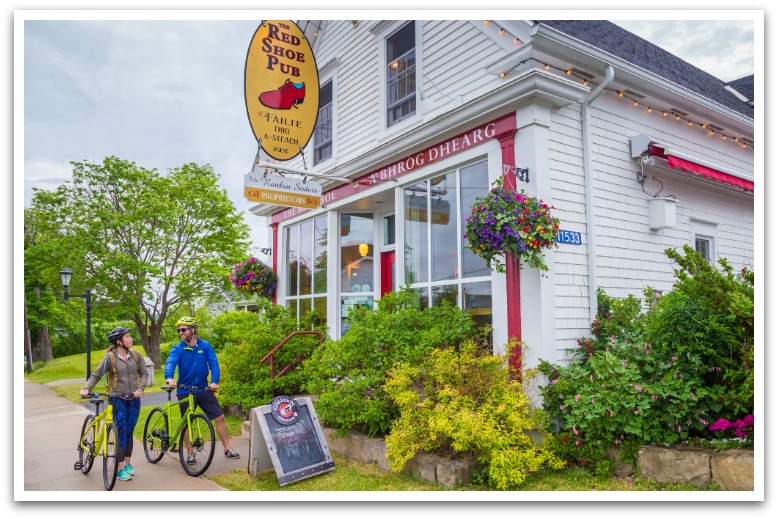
[{"x1": 260, "y1": 331, "x2": 323, "y2": 397}]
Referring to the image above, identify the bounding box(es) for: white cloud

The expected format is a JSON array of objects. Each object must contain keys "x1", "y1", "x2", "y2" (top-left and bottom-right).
[{"x1": 612, "y1": 20, "x2": 754, "y2": 82}]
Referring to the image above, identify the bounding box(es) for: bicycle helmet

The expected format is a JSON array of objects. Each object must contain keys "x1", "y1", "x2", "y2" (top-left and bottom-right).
[
  {"x1": 107, "y1": 326, "x2": 131, "y2": 344},
  {"x1": 175, "y1": 316, "x2": 198, "y2": 328}
]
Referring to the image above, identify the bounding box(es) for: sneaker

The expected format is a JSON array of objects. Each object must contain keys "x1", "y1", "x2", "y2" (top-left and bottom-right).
[
  {"x1": 224, "y1": 448, "x2": 240, "y2": 459},
  {"x1": 124, "y1": 463, "x2": 135, "y2": 476},
  {"x1": 117, "y1": 467, "x2": 132, "y2": 481},
  {"x1": 186, "y1": 453, "x2": 196, "y2": 465}
]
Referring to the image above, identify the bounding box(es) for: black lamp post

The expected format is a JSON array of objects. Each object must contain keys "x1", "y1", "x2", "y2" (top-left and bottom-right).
[{"x1": 60, "y1": 267, "x2": 92, "y2": 381}]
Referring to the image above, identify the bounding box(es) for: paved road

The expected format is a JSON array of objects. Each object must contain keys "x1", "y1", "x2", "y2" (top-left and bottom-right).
[{"x1": 22, "y1": 379, "x2": 249, "y2": 494}]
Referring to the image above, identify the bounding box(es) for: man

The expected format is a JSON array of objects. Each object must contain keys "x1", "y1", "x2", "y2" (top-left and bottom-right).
[{"x1": 164, "y1": 316, "x2": 240, "y2": 460}]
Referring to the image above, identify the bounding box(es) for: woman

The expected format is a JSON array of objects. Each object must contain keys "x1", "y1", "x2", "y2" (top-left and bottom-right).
[{"x1": 80, "y1": 326, "x2": 148, "y2": 482}]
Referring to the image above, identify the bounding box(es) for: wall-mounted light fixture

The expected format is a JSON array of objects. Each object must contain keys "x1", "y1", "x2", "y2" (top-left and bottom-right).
[{"x1": 359, "y1": 243, "x2": 369, "y2": 257}]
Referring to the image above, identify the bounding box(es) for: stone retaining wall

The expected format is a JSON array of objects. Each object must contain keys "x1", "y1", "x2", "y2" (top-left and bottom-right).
[{"x1": 242, "y1": 422, "x2": 753, "y2": 490}]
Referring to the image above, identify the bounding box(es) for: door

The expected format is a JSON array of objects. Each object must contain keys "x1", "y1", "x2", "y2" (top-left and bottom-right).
[{"x1": 380, "y1": 251, "x2": 396, "y2": 296}]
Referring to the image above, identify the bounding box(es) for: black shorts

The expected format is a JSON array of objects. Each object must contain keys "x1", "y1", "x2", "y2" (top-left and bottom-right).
[{"x1": 177, "y1": 391, "x2": 224, "y2": 420}]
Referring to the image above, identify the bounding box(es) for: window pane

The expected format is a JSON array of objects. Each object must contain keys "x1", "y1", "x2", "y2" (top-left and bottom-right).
[
  {"x1": 341, "y1": 295, "x2": 373, "y2": 335},
  {"x1": 313, "y1": 296, "x2": 328, "y2": 328},
  {"x1": 315, "y1": 82, "x2": 333, "y2": 164},
  {"x1": 340, "y1": 214, "x2": 374, "y2": 292},
  {"x1": 695, "y1": 237, "x2": 711, "y2": 263},
  {"x1": 383, "y1": 214, "x2": 395, "y2": 246},
  {"x1": 313, "y1": 216, "x2": 328, "y2": 294},
  {"x1": 404, "y1": 182, "x2": 429, "y2": 283},
  {"x1": 431, "y1": 172, "x2": 458, "y2": 281},
  {"x1": 432, "y1": 284, "x2": 458, "y2": 308},
  {"x1": 387, "y1": 23, "x2": 416, "y2": 127},
  {"x1": 408, "y1": 287, "x2": 429, "y2": 310},
  {"x1": 298, "y1": 219, "x2": 313, "y2": 295},
  {"x1": 463, "y1": 281, "x2": 492, "y2": 329},
  {"x1": 460, "y1": 161, "x2": 490, "y2": 278},
  {"x1": 286, "y1": 225, "x2": 299, "y2": 296}
]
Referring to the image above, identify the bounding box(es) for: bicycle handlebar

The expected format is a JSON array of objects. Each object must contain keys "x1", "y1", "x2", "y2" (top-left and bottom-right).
[{"x1": 160, "y1": 383, "x2": 214, "y2": 392}]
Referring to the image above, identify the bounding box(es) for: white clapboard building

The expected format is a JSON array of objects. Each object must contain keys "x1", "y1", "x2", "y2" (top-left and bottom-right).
[{"x1": 249, "y1": 19, "x2": 755, "y2": 371}]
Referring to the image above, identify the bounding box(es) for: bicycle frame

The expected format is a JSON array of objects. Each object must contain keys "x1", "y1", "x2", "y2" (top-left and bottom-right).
[
  {"x1": 75, "y1": 392, "x2": 119, "y2": 490},
  {"x1": 142, "y1": 384, "x2": 215, "y2": 477},
  {"x1": 80, "y1": 399, "x2": 112, "y2": 456}
]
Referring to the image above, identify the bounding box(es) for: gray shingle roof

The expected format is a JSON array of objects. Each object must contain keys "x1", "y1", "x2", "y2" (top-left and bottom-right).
[
  {"x1": 535, "y1": 20, "x2": 754, "y2": 120},
  {"x1": 727, "y1": 75, "x2": 754, "y2": 103}
]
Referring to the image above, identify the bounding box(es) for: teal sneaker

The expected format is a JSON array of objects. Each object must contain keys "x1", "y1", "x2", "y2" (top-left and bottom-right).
[
  {"x1": 117, "y1": 467, "x2": 132, "y2": 481},
  {"x1": 124, "y1": 463, "x2": 135, "y2": 476}
]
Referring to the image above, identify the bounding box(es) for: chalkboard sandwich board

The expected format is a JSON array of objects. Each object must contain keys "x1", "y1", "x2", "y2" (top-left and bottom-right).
[{"x1": 249, "y1": 395, "x2": 335, "y2": 486}]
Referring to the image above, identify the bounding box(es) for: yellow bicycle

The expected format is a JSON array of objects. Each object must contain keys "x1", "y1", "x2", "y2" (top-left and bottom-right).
[
  {"x1": 73, "y1": 392, "x2": 119, "y2": 491},
  {"x1": 142, "y1": 384, "x2": 216, "y2": 477}
]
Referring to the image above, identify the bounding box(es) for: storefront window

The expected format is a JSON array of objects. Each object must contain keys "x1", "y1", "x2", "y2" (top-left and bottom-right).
[
  {"x1": 340, "y1": 213, "x2": 374, "y2": 334},
  {"x1": 285, "y1": 216, "x2": 328, "y2": 326},
  {"x1": 402, "y1": 160, "x2": 491, "y2": 322},
  {"x1": 404, "y1": 182, "x2": 429, "y2": 284}
]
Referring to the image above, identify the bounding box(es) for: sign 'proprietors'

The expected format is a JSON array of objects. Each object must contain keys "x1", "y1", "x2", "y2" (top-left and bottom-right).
[
  {"x1": 244, "y1": 172, "x2": 322, "y2": 209},
  {"x1": 245, "y1": 21, "x2": 319, "y2": 161}
]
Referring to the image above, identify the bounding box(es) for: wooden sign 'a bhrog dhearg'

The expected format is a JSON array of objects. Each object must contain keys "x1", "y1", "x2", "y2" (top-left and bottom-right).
[{"x1": 245, "y1": 20, "x2": 320, "y2": 162}]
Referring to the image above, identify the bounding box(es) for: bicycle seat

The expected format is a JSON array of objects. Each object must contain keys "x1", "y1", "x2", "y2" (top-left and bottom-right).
[{"x1": 89, "y1": 397, "x2": 102, "y2": 405}]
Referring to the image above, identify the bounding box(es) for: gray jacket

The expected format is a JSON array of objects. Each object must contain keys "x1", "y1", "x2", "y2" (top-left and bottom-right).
[{"x1": 83, "y1": 348, "x2": 148, "y2": 396}]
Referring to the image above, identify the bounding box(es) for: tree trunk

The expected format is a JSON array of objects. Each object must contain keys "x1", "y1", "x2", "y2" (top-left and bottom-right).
[
  {"x1": 24, "y1": 298, "x2": 33, "y2": 372},
  {"x1": 33, "y1": 286, "x2": 54, "y2": 362},
  {"x1": 133, "y1": 314, "x2": 161, "y2": 367},
  {"x1": 37, "y1": 327, "x2": 54, "y2": 362}
]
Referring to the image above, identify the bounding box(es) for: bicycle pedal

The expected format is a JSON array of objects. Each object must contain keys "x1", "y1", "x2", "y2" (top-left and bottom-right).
[{"x1": 74, "y1": 462, "x2": 82, "y2": 470}]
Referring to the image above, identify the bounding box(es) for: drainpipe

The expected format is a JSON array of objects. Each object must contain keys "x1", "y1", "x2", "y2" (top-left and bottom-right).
[{"x1": 581, "y1": 65, "x2": 614, "y2": 323}]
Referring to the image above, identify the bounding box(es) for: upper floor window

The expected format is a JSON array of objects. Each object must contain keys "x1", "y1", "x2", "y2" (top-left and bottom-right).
[
  {"x1": 386, "y1": 22, "x2": 416, "y2": 127},
  {"x1": 314, "y1": 80, "x2": 333, "y2": 165}
]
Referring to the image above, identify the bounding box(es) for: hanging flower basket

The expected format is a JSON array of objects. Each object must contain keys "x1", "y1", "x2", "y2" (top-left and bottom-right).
[
  {"x1": 229, "y1": 257, "x2": 277, "y2": 298},
  {"x1": 464, "y1": 181, "x2": 560, "y2": 273}
]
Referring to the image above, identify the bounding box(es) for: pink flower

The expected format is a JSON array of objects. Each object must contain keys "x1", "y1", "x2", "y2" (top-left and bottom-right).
[
  {"x1": 560, "y1": 405, "x2": 565, "y2": 410},
  {"x1": 551, "y1": 379, "x2": 558, "y2": 384},
  {"x1": 574, "y1": 394, "x2": 580, "y2": 401},
  {"x1": 575, "y1": 441, "x2": 580, "y2": 446},
  {"x1": 634, "y1": 385, "x2": 642, "y2": 392}
]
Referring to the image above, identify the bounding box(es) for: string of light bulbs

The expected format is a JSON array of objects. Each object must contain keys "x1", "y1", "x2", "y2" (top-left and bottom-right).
[{"x1": 495, "y1": 55, "x2": 754, "y2": 150}]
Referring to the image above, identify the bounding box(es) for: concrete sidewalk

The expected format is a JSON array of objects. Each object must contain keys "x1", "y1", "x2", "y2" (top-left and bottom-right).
[{"x1": 23, "y1": 379, "x2": 249, "y2": 492}]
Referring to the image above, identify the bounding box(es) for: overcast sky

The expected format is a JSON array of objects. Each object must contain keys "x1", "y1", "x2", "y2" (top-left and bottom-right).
[{"x1": 17, "y1": 12, "x2": 760, "y2": 256}]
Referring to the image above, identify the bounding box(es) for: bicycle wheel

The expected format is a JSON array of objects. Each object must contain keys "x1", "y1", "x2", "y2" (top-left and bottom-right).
[
  {"x1": 103, "y1": 423, "x2": 118, "y2": 491},
  {"x1": 143, "y1": 407, "x2": 169, "y2": 463},
  {"x1": 178, "y1": 413, "x2": 215, "y2": 477},
  {"x1": 78, "y1": 414, "x2": 96, "y2": 475}
]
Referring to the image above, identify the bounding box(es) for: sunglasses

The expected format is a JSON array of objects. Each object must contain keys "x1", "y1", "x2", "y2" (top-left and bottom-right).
[{"x1": 177, "y1": 328, "x2": 190, "y2": 333}]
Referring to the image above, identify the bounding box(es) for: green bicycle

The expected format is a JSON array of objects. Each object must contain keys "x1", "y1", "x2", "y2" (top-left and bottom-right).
[
  {"x1": 142, "y1": 384, "x2": 216, "y2": 476},
  {"x1": 73, "y1": 392, "x2": 119, "y2": 491}
]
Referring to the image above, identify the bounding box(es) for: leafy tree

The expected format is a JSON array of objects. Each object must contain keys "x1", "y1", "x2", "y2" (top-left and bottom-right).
[
  {"x1": 25, "y1": 156, "x2": 250, "y2": 366},
  {"x1": 24, "y1": 188, "x2": 85, "y2": 362}
]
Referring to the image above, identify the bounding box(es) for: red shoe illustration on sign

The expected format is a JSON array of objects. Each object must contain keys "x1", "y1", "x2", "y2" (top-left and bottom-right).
[{"x1": 258, "y1": 79, "x2": 305, "y2": 110}]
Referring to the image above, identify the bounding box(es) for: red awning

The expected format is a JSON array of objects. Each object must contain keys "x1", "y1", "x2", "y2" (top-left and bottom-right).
[{"x1": 648, "y1": 145, "x2": 754, "y2": 191}]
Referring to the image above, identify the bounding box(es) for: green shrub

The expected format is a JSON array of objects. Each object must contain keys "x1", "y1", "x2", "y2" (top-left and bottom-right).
[
  {"x1": 645, "y1": 245, "x2": 754, "y2": 415},
  {"x1": 211, "y1": 300, "x2": 326, "y2": 411},
  {"x1": 302, "y1": 288, "x2": 479, "y2": 437},
  {"x1": 538, "y1": 336, "x2": 711, "y2": 474},
  {"x1": 385, "y1": 340, "x2": 565, "y2": 489}
]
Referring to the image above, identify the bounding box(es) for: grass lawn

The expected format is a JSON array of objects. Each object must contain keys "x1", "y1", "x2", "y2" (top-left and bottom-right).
[{"x1": 209, "y1": 456, "x2": 705, "y2": 492}]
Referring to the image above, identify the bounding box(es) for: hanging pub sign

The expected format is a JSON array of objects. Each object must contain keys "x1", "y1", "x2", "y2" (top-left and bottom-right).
[
  {"x1": 245, "y1": 20, "x2": 320, "y2": 161},
  {"x1": 244, "y1": 171, "x2": 322, "y2": 209}
]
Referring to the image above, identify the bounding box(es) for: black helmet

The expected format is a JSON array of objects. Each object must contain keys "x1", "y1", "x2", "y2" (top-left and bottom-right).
[{"x1": 107, "y1": 327, "x2": 131, "y2": 344}]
